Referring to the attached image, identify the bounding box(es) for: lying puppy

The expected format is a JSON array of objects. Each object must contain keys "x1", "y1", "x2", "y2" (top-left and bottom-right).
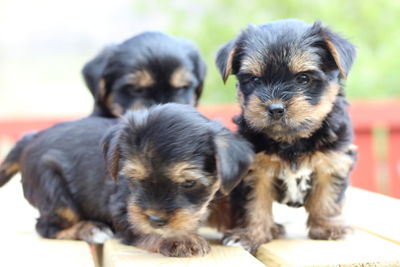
[
  {"x1": 216, "y1": 19, "x2": 357, "y2": 253},
  {"x1": 0, "y1": 104, "x2": 253, "y2": 257},
  {"x1": 82, "y1": 31, "x2": 207, "y2": 117},
  {"x1": 0, "y1": 31, "x2": 207, "y2": 188}
]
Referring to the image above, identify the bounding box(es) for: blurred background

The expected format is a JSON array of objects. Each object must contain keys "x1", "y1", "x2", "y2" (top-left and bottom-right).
[
  {"x1": 1, "y1": 0, "x2": 399, "y2": 119},
  {"x1": 0, "y1": 0, "x2": 399, "y2": 197}
]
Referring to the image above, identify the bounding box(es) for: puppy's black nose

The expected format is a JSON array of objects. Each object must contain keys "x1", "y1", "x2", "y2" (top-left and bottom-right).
[
  {"x1": 268, "y1": 103, "x2": 286, "y2": 119},
  {"x1": 147, "y1": 214, "x2": 167, "y2": 228},
  {"x1": 287, "y1": 201, "x2": 303, "y2": 208}
]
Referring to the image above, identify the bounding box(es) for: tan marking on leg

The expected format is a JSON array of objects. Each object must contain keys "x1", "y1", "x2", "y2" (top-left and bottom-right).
[
  {"x1": 55, "y1": 221, "x2": 112, "y2": 243},
  {"x1": 206, "y1": 196, "x2": 232, "y2": 231},
  {"x1": 56, "y1": 208, "x2": 80, "y2": 224},
  {"x1": 224, "y1": 153, "x2": 285, "y2": 253},
  {"x1": 245, "y1": 153, "x2": 283, "y2": 237},
  {"x1": 305, "y1": 148, "x2": 355, "y2": 240},
  {"x1": 0, "y1": 162, "x2": 19, "y2": 176}
]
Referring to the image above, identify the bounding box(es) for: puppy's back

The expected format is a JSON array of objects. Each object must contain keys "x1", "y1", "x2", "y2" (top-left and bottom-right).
[{"x1": 20, "y1": 117, "x2": 117, "y2": 213}]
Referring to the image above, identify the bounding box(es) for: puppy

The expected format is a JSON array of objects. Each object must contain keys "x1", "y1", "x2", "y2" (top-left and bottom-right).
[
  {"x1": 0, "y1": 31, "x2": 207, "y2": 189},
  {"x1": 0, "y1": 104, "x2": 254, "y2": 257},
  {"x1": 215, "y1": 19, "x2": 357, "y2": 253},
  {"x1": 82, "y1": 31, "x2": 207, "y2": 117}
]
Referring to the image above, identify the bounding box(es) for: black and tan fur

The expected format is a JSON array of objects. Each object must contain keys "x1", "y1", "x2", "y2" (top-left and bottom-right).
[
  {"x1": 83, "y1": 31, "x2": 207, "y2": 117},
  {"x1": 0, "y1": 104, "x2": 253, "y2": 257},
  {"x1": 0, "y1": 31, "x2": 207, "y2": 189},
  {"x1": 215, "y1": 19, "x2": 357, "y2": 253}
]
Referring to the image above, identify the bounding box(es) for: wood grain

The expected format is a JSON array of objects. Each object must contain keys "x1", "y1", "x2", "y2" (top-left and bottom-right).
[
  {"x1": 103, "y1": 229, "x2": 264, "y2": 267},
  {"x1": 256, "y1": 189, "x2": 400, "y2": 267},
  {"x1": 0, "y1": 175, "x2": 96, "y2": 267}
]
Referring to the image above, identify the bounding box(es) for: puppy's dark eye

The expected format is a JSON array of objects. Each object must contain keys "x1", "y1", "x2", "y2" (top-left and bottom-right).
[
  {"x1": 123, "y1": 85, "x2": 145, "y2": 95},
  {"x1": 180, "y1": 180, "x2": 196, "y2": 189},
  {"x1": 176, "y1": 86, "x2": 188, "y2": 91},
  {"x1": 296, "y1": 73, "x2": 311, "y2": 85},
  {"x1": 250, "y1": 76, "x2": 261, "y2": 85}
]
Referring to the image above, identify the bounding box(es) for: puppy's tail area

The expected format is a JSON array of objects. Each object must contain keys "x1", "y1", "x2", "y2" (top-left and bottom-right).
[{"x1": 0, "y1": 132, "x2": 37, "y2": 187}]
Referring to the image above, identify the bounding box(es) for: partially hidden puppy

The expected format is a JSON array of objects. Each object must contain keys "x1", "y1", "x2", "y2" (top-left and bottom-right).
[
  {"x1": 82, "y1": 31, "x2": 207, "y2": 117},
  {"x1": 0, "y1": 104, "x2": 254, "y2": 257},
  {"x1": 0, "y1": 31, "x2": 207, "y2": 188},
  {"x1": 215, "y1": 19, "x2": 357, "y2": 253}
]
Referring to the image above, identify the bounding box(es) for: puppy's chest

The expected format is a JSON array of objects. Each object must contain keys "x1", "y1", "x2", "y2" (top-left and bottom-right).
[
  {"x1": 254, "y1": 153, "x2": 316, "y2": 208},
  {"x1": 273, "y1": 165, "x2": 314, "y2": 207}
]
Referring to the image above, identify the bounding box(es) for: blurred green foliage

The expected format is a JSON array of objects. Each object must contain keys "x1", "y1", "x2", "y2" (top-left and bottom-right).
[{"x1": 134, "y1": 0, "x2": 400, "y2": 104}]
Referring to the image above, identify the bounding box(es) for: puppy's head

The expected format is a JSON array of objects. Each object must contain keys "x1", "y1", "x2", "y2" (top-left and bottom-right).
[
  {"x1": 102, "y1": 104, "x2": 253, "y2": 236},
  {"x1": 216, "y1": 19, "x2": 356, "y2": 143},
  {"x1": 83, "y1": 32, "x2": 207, "y2": 117}
]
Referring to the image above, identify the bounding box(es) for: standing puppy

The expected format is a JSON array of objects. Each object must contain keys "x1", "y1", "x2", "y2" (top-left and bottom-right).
[
  {"x1": 216, "y1": 19, "x2": 357, "y2": 253},
  {"x1": 83, "y1": 31, "x2": 207, "y2": 117}
]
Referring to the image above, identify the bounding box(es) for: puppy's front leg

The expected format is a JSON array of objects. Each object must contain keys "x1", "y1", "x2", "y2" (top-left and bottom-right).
[
  {"x1": 223, "y1": 159, "x2": 284, "y2": 253},
  {"x1": 305, "y1": 150, "x2": 355, "y2": 240}
]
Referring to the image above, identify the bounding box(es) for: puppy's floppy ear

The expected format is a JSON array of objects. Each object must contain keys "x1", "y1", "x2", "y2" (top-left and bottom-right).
[
  {"x1": 212, "y1": 123, "x2": 254, "y2": 195},
  {"x1": 311, "y1": 21, "x2": 356, "y2": 79},
  {"x1": 189, "y1": 50, "x2": 207, "y2": 105},
  {"x1": 101, "y1": 126, "x2": 121, "y2": 181},
  {"x1": 82, "y1": 45, "x2": 117, "y2": 97},
  {"x1": 215, "y1": 40, "x2": 237, "y2": 83}
]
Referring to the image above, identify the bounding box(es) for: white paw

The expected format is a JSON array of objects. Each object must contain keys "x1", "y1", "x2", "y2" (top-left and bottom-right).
[
  {"x1": 223, "y1": 239, "x2": 246, "y2": 248},
  {"x1": 88, "y1": 227, "x2": 114, "y2": 244}
]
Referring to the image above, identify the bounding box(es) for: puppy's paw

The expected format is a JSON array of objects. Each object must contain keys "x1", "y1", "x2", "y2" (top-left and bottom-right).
[
  {"x1": 271, "y1": 223, "x2": 286, "y2": 238},
  {"x1": 222, "y1": 229, "x2": 264, "y2": 254},
  {"x1": 159, "y1": 234, "x2": 211, "y2": 257},
  {"x1": 223, "y1": 230, "x2": 259, "y2": 253},
  {"x1": 79, "y1": 221, "x2": 114, "y2": 244},
  {"x1": 223, "y1": 224, "x2": 285, "y2": 254},
  {"x1": 308, "y1": 223, "x2": 353, "y2": 240}
]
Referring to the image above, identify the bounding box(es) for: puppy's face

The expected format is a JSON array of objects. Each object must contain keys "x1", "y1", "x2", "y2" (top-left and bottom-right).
[
  {"x1": 102, "y1": 104, "x2": 253, "y2": 237},
  {"x1": 216, "y1": 20, "x2": 356, "y2": 143},
  {"x1": 83, "y1": 32, "x2": 207, "y2": 117}
]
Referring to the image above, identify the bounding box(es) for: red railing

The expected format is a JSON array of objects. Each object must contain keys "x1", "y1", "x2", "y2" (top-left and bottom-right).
[{"x1": 1, "y1": 100, "x2": 399, "y2": 198}]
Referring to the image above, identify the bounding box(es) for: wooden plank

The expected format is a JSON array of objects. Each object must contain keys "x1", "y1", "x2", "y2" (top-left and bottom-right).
[
  {"x1": 1, "y1": 232, "x2": 96, "y2": 267},
  {"x1": 344, "y1": 187, "x2": 400, "y2": 244},
  {"x1": 103, "y1": 229, "x2": 264, "y2": 267},
  {"x1": 256, "y1": 191, "x2": 400, "y2": 267},
  {"x1": 0, "y1": 175, "x2": 96, "y2": 267},
  {"x1": 257, "y1": 230, "x2": 400, "y2": 267}
]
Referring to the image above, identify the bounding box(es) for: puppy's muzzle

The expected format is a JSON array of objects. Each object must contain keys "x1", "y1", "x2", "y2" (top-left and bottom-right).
[{"x1": 268, "y1": 103, "x2": 286, "y2": 120}]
